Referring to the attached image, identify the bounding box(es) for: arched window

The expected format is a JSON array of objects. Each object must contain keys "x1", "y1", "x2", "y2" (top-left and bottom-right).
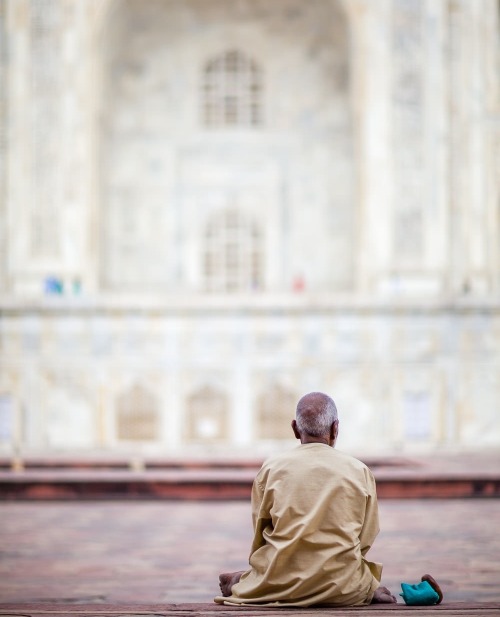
[
  {"x1": 203, "y1": 208, "x2": 263, "y2": 292},
  {"x1": 185, "y1": 385, "x2": 228, "y2": 442},
  {"x1": 257, "y1": 383, "x2": 297, "y2": 440},
  {"x1": 116, "y1": 383, "x2": 159, "y2": 441},
  {"x1": 203, "y1": 49, "x2": 263, "y2": 127}
]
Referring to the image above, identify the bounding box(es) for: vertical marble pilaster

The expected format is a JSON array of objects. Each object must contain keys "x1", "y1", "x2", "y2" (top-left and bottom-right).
[
  {"x1": 0, "y1": 0, "x2": 6, "y2": 290},
  {"x1": 231, "y1": 317, "x2": 252, "y2": 445},
  {"x1": 80, "y1": 0, "x2": 112, "y2": 294},
  {"x1": 464, "y1": 1, "x2": 494, "y2": 293},
  {"x1": 5, "y1": 0, "x2": 64, "y2": 293},
  {"x1": 5, "y1": 0, "x2": 28, "y2": 291},
  {"x1": 29, "y1": 0, "x2": 64, "y2": 259},
  {"x1": 347, "y1": 0, "x2": 393, "y2": 293},
  {"x1": 486, "y1": 2, "x2": 500, "y2": 293},
  {"x1": 447, "y1": 0, "x2": 464, "y2": 294},
  {"x1": 422, "y1": 0, "x2": 448, "y2": 284},
  {"x1": 391, "y1": 0, "x2": 425, "y2": 266},
  {"x1": 387, "y1": 0, "x2": 450, "y2": 294},
  {"x1": 59, "y1": 0, "x2": 87, "y2": 288},
  {"x1": 448, "y1": 0, "x2": 498, "y2": 294},
  {"x1": 6, "y1": 0, "x2": 98, "y2": 293}
]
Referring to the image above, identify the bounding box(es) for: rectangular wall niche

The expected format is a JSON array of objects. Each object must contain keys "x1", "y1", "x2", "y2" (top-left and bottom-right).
[
  {"x1": 402, "y1": 391, "x2": 431, "y2": 441},
  {"x1": 0, "y1": 394, "x2": 14, "y2": 443}
]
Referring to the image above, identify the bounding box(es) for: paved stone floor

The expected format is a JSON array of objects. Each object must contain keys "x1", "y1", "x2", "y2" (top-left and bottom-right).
[{"x1": 0, "y1": 500, "x2": 499, "y2": 604}]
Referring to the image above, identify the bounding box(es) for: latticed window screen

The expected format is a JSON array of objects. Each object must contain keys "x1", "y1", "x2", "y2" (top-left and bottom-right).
[
  {"x1": 203, "y1": 49, "x2": 263, "y2": 127},
  {"x1": 185, "y1": 385, "x2": 228, "y2": 442},
  {"x1": 116, "y1": 384, "x2": 159, "y2": 441},
  {"x1": 204, "y1": 209, "x2": 263, "y2": 292},
  {"x1": 257, "y1": 384, "x2": 297, "y2": 440}
]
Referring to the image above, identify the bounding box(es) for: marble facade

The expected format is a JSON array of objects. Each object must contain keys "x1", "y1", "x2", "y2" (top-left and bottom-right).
[{"x1": 0, "y1": 0, "x2": 499, "y2": 456}]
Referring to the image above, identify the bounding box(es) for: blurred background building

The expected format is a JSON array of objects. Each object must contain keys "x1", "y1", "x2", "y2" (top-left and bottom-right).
[{"x1": 0, "y1": 0, "x2": 499, "y2": 457}]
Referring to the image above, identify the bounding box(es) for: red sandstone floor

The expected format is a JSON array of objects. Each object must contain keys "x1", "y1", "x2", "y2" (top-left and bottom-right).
[{"x1": 0, "y1": 500, "x2": 499, "y2": 604}]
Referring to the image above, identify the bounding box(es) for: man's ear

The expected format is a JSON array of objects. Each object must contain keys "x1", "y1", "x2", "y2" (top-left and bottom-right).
[
  {"x1": 330, "y1": 420, "x2": 339, "y2": 444},
  {"x1": 291, "y1": 419, "x2": 301, "y2": 440}
]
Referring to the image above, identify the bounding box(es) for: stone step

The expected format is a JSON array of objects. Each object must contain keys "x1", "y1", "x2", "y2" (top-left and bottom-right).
[
  {"x1": 1, "y1": 454, "x2": 499, "y2": 500},
  {"x1": 0, "y1": 603, "x2": 499, "y2": 616}
]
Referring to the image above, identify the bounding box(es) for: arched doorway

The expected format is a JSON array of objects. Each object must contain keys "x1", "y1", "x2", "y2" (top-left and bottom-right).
[
  {"x1": 185, "y1": 385, "x2": 229, "y2": 443},
  {"x1": 98, "y1": 0, "x2": 354, "y2": 294},
  {"x1": 115, "y1": 383, "x2": 159, "y2": 442},
  {"x1": 256, "y1": 383, "x2": 297, "y2": 440}
]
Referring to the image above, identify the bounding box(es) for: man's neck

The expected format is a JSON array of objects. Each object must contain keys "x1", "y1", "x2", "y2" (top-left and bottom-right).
[{"x1": 300, "y1": 435, "x2": 331, "y2": 446}]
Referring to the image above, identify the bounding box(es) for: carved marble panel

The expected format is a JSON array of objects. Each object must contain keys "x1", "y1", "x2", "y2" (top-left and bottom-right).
[
  {"x1": 0, "y1": 0, "x2": 6, "y2": 288},
  {"x1": 391, "y1": 0, "x2": 425, "y2": 263},
  {"x1": 29, "y1": 0, "x2": 65, "y2": 258},
  {"x1": 43, "y1": 369, "x2": 97, "y2": 448}
]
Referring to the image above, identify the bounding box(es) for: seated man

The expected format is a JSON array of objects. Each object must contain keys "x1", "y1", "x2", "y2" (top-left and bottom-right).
[{"x1": 215, "y1": 392, "x2": 396, "y2": 607}]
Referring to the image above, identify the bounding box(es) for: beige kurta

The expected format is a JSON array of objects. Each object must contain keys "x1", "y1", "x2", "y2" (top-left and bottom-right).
[{"x1": 214, "y1": 444, "x2": 382, "y2": 607}]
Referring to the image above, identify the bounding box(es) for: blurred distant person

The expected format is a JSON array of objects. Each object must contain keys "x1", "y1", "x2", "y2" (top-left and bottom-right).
[{"x1": 215, "y1": 391, "x2": 396, "y2": 607}]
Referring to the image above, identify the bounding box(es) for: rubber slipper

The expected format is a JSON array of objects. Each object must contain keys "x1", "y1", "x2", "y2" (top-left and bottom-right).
[{"x1": 421, "y1": 573, "x2": 443, "y2": 604}]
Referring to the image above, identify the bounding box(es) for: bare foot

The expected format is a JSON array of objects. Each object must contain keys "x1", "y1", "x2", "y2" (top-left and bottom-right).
[
  {"x1": 371, "y1": 585, "x2": 397, "y2": 604},
  {"x1": 219, "y1": 571, "x2": 244, "y2": 597}
]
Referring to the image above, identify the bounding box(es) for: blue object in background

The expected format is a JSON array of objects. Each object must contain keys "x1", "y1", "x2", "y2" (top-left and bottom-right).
[{"x1": 44, "y1": 276, "x2": 64, "y2": 295}]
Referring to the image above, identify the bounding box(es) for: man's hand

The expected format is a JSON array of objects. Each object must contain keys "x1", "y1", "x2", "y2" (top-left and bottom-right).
[{"x1": 371, "y1": 586, "x2": 397, "y2": 604}]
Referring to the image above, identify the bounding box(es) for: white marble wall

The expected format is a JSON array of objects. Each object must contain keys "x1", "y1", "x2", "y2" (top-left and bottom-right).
[
  {"x1": 0, "y1": 0, "x2": 499, "y2": 455},
  {"x1": 1, "y1": 300, "x2": 500, "y2": 454},
  {"x1": 349, "y1": 0, "x2": 499, "y2": 296},
  {"x1": 4, "y1": 0, "x2": 95, "y2": 295},
  {"x1": 0, "y1": 0, "x2": 7, "y2": 291},
  {"x1": 98, "y1": 0, "x2": 354, "y2": 293}
]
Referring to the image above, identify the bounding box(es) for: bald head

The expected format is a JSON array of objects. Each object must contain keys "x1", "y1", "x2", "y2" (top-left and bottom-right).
[{"x1": 295, "y1": 392, "x2": 338, "y2": 438}]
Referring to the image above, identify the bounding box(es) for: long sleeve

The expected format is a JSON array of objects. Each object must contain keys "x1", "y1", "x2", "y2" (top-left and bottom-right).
[
  {"x1": 250, "y1": 473, "x2": 271, "y2": 553},
  {"x1": 359, "y1": 470, "x2": 380, "y2": 556}
]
